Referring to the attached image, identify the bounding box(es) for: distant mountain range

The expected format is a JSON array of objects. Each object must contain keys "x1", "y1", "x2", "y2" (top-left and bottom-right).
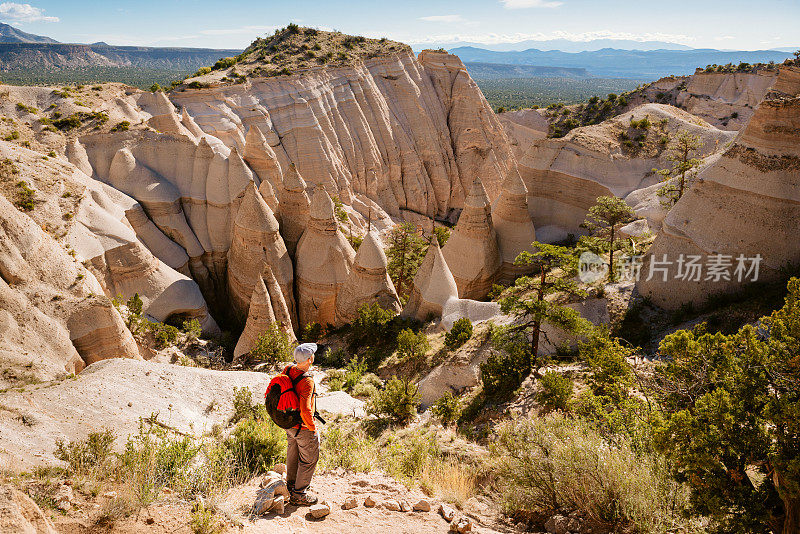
[
  {"x1": 450, "y1": 47, "x2": 795, "y2": 79},
  {"x1": 463, "y1": 62, "x2": 589, "y2": 79},
  {"x1": 0, "y1": 22, "x2": 58, "y2": 44},
  {"x1": 417, "y1": 38, "x2": 694, "y2": 53}
]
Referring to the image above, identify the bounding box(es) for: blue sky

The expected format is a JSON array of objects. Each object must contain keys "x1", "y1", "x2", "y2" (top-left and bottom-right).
[{"x1": 4, "y1": 0, "x2": 798, "y2": 50}]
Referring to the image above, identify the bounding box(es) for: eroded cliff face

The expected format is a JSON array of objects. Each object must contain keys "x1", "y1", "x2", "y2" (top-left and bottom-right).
[
  {"x1": 170, "y1": 50, "x2": 518, "y2": 223},
  {"x1": 516, "y1": 103, "x2": 735, "y2": 242},
  {"x1": 637, "y1": 67, "x2": 800, "y2": 309}
]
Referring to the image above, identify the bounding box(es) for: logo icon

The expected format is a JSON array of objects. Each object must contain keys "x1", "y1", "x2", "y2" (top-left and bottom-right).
[{"x1": 579, "y1": 251, "x2": 607, "y2": 283}]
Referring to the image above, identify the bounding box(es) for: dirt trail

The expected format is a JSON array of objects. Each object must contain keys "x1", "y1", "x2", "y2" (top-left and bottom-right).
[{"x1": 46, "y1": 472, "x2": 510, "y2": 534}]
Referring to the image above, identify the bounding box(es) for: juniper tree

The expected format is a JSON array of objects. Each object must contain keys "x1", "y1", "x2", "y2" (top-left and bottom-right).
[
  {"x1": 499, "y1": 242, "x2": 590, "y2": 373},
  {"x1": 655, "y1": 278, "x2": 800, "y2": 533},
  {"x1": 655, "y1": 130, "x2": 702, "y2": 207},
  {"x1": 385, "y1": 222, "x2": 427, "y2": 300},
  {"x1": 579, "y1": 196, "x2": 636, "y2": 282}
]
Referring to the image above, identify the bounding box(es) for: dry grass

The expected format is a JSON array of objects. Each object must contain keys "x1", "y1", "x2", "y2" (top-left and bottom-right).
[{"x1": 420, "y1": 457, "x2": 477, "y2": 508}]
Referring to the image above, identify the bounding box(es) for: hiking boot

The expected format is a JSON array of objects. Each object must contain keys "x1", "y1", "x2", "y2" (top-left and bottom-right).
[{"x1": 290, "y1": 492, "x2": 318, "y2": 506}]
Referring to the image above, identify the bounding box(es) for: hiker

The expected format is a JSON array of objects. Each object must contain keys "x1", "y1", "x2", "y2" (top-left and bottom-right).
[{"x1": 265, "y1": 342, "x2": 321, "y2": 506}]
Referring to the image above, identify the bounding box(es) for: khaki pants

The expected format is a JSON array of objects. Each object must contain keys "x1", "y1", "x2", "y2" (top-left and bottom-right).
[{"x1": 285, "y1": 428, "x2": 319, "y2": 494}]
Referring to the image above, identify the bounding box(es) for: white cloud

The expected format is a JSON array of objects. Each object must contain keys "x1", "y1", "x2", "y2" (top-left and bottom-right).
[
  {"x1": 419, "y1": 15, "x2": 467, "y2": 23},
  {"x1": 405, "y1": 30, "x2": 695, "y2": 46},
  {"x1": 0, "y1": 2, "x2": 58, "y2": 23},
  {"x1": 714, "y1": 35, "x2": 735, "y2": 41},
  {"x1": 500, "y1": 0, "x2": 563, "y2": 9}
]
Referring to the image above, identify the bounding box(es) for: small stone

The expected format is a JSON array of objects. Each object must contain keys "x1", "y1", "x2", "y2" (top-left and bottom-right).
[
  {"x1": 128, "y1": 402, "x2": 133, "y2": 407},
  {"x1": 102, "y1": 491, "x2": 118, "y2": 499},
  {"x1": 364, "y1": 495, "x2": 376, "y2": 507},
  {"x1": 450, "y1": 516, "x2": 473, "y2": 533},
  {"x1": 545, "y1": 515, "x2": 570, "y2": 534},
  {"x1": 260, "y1": 472, "x2": 282, "y2": 487},
  {"x1": 382, "y1": 500, "x2": 401, "y2": 511},
  {"x1": 399, "y1": 500, "x2": 411, "y2": 512},
  {"x1": 342, "y1": 496, "x2": 358, "y2": 510},
  {"x1": 439, "y1": 503, "x2": 456, "y2": 522},
  {"x1": 272, "y1": 463, "x2": 287, "y2": 475},
  {"x1": 412, "y1": 499, "x2": 431, "y2": 512},
  {"x1": 54, "y1": 484, "x2": 73, "y2": 506},
  {"x1": 145, "y1": 517, "x2": 155, "y2": 525},
  {"x1": 270, "y1": 495, "x2": 284, "y2": 514},
  {"x1": 310, "y1": 503, "x2": 331, "y2": 518}
]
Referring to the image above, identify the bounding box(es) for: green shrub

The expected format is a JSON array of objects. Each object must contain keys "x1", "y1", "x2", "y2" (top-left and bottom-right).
[
  {"x1": 433, "y1": 226, "x2": 450, "y2": 247},
  {"x1": 396, "y1": 328, "x2": 430, "y2": 360},
  {"x1": 332, "y1": 195, "x2": 349, "y2": 223},
  {"x1": 154, "y1": 323, "x2": 179, "y2": 348},
  {"x1": 319, "y1": 425, "x2": 376, "y2": 472},
  {"x1": 230, "y1": 387, "x2": 258, "y2": 424},
  {"x1": 118, "y1": 419, "x2": 200, "y2": 506},
  {"x1": 212, "y1": 57, "x2": 237, "y2": 71},
  {"x1": 480, "y1": 328, "x2": 530, "y2": 398},
  {"x1": 429, "y1": 392, "x2": 461, "y2": 426},
  {"x1": 248, "y1": 323, "x2": 292, "y2": 364},
  {"x1": 4, "y1": 130, "x2": 19, "y2": 140},
  {"x1": 444, "y1": 318, "x2": 472, "y2": 350},
  {"x1": 225, "y1": 417, "x2": 285, "y2": 477},
  {"x1": 495, "y1": 414, "x2": 687, "y2": 533},
  {"x1": 301, "y1": 322, "x2": 324, "y2": 342},
  {"x1": 349, "y1": 303, "x2": 394, "y2": 349},
  {"x1": 190, "y1": 501, "x2": 223, "y2": 534},
  {"x1": 351, "y1": 373, "x2": 381, "y2": 398},
  {"x1": 537, "y1": 371, "x2": 573, "y2": 411},
  {"x1": 149, "y1": 83, "x2": 163, "y2": 92},
  {"x1": 55, "y1": 429, "x2": 116, "y2": 477},
  {"x1": 14, "y1": 181, "x2": 35, "y2": 211},
  {"x1": 181, "y1": 318, "x2": 202, "y2": 341},
  {"x1": 53, "y1": 114, "x2": 83, "y2": 130},
  {"x1": 110, "y1": 120, "x2": 130, "y2": 132},
  {"x1": 367, "y1": 376, "x2": 420, "y2": 425}
]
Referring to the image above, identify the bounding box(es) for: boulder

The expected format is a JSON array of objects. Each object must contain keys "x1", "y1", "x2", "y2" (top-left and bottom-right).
[
  {"x1": 310, "y1": 502, "x2": 331, "y2": 518},
  {"x1": 342, "y1": 496, "x2": 358, "y2": 510},
  {"x1": 382, "y1": 500, "x2": 401, "y2": 511},
  {"x1": 450, "y1": 516, "x2": 473, "y2": 533},
  {"x1": 335, "y1": 231, "x2": 401, "y2": 324},
  {"x1": 364, "y1": 495, "x2": 377, "y2": 507},
  {"x1": 412, "y1": 499, "x2": 431, "y2": 512},
  {"x1": 439, "y1": 503, "x2": 456, "y2": 522},
  {"x1": 295, "y1": 188, "x2": 356, "y2": 327},
  {"x1": 442, "y1": 177, "x2": 502, "y2": 299}
]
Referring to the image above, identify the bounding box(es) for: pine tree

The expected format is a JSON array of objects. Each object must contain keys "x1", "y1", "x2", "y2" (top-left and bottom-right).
[
  {"x1": 385, "y1": 222, "x2": 427, "y2": 300},
  {"x1": 499, "y1": 242, "x2": 590, "y2": 373},
  {"x1": 655, "y1": 130, "x2": 703, "y2": 207},
  {"x1": 580, "y1": 196, "x2": 636, "y2": 282}
]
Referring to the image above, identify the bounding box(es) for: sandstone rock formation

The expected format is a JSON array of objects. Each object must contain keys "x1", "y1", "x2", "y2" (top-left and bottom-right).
[
  {"x1": 171, "y1": 49, "x2": 517, "y2": 224},
  {"x1": 516, "y1": 103, "x2": 735, "y2": 242},
  {"x1": 278, "y1": 163, "x2": 311, "y2": 256},
  {"x1": 335, "y1": 231, "x2": 401, "y2": 324},
  {"x1": 442, "y1": 178, "x2": 502, "y2": 298},
  {"x1": 678, "y1": 68, "x2": 778, "y2": 130},
  {"x1": 0, "y1": 188, "x2": 139, "y2": 384},
  {"x1": 227, "y1": 181, "x2": 295, "y2": 326},
  {"x1": 233, "y1": 265, "x2": 295, "y2": 360},
  {"x1": 492, "y1": 172, "x2": 537, "y2": 283},
  {"x1": 0, "y1": 485, "x2": 57, "y2": 534},
  {"x1": 295, "y1": 189, "x2": 356, "y2": 327},
  {"x1": 637, "y1": 66, "x2": 800, "y2": 309},
  {"x1": 402, "y1": 237, "x2": 500, "y2": 328}
]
